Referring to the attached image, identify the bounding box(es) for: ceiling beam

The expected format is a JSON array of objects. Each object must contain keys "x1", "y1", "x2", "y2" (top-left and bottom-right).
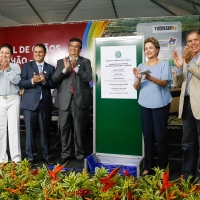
[
  {"x1": 184, "y1": 0, "x2": 200, "y2": 14},
  {"x1": 184, "y1": 0, "x2": 200, "y2": 6},
  {"x1": 111, "y1": 0, "x2": 118, "y2": 18},
  {"x1": 63, "y1": 0, "x2": 82, "y2": 21},
  {"x1": 150, "y1": 0, "x2": 177, "y2": 16},
  {"x1": 26, "y1": 0, "x2": 45, "y2": 23},
  {"x1": 0, "y1": 12, "x2": 22, "y2": 24}
]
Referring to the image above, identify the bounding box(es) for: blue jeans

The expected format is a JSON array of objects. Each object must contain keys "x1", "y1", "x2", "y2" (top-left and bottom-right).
[{"x1": 182, "y1": 96, "x2": 200, "y2": 179}]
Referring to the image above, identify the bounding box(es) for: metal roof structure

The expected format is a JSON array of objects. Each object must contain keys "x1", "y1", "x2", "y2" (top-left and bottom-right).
[{"x1": 0, "y1": 0, "x2": 199, "y2": 27}]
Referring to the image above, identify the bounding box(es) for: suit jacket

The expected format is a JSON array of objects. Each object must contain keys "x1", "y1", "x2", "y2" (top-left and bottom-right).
[
  {"x1": 52, "y1": 56, "x2": 92, "y2": 110},
  {"x1": 19, "y1": 61, "x2": 56, "y2": 112},
  {"x1": 173, "y1": 56, "x2": 200, "y2": 119}
]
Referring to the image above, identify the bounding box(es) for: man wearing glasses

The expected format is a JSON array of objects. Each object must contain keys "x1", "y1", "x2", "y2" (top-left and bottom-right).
[{"x1": 52, "y1": 38, "x2": 92, "y2": 167}]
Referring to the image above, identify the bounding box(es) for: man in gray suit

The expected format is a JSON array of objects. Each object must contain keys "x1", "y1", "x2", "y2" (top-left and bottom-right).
[
  {"x1": 173, "y1": 30, "x2": 200, "y2": 180},
  {"x1": 52, "y1": 38, "x2": 92, "y2": 166}
]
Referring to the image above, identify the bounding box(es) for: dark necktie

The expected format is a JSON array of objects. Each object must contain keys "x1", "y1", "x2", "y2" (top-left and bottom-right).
[{"x1": 71, "y1": 67, "x2": 75, "y2": 94}]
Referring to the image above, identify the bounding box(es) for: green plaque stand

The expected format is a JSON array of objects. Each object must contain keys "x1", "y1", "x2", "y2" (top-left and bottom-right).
[{"x1": 90, "y1": 36, "x2": 144, "y2": 176}]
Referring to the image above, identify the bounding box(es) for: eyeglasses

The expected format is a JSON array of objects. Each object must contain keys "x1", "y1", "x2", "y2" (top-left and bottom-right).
[{"x1": 69, "y1": 44, "x2": 80, "y2": 49}]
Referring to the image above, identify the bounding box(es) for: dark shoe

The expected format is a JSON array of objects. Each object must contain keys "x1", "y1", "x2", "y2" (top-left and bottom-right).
[
  {"x1": 54, "y1": 141, "x2": 61, "y2": 147},
  {"x1": 77, "y1": 158, "x2": 84, "y2": 168},
  {"x1": 43, "y1": 158, "x2": 55, "y2": 166},
  {"x1": 57, "y1": 157, "x2": 69, "y2": 165}
]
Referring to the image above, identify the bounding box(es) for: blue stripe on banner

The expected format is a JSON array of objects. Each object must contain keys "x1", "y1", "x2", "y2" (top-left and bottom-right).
[{"x1": 82, "y1": 22, "x2": 92, "y2": 56}]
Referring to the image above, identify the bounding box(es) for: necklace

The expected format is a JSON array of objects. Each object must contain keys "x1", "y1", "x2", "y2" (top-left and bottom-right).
[{"x1": 147, "y1": 58, "x2": 159, "y2": 66}]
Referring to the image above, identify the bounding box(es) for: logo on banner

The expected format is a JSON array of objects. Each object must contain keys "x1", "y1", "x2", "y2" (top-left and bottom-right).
[
  {"x1": 159, "y1": 37, "x2": 177, "y2": 50},
  {"x1": 115, "y1": 51, "x2": 121, "y2": 58},
  {"x1": 168, "y1": 37, "x2": 177, "y2": 49},
  {"x1": 153, "y1": 25, "x2": 177, "y2": 33}
]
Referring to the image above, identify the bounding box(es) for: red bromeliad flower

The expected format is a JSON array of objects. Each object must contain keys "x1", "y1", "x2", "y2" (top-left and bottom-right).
[
  {"x1": 99, "y1": 166, "x2": 120, "y2": 184},
  {"x1": 160, "y1": 166, "x2": 174, "y2": 195},
  {"x1": 54, "y1": 165, "x2": 64, "y2": 173},
  {"x1": 99, "y1": 167, "x2": 120, "y2": 192},
  {"x1": 102, "y1": 180, "x2": 116, "y2": 192},
  {"x1": 127, "y1": 185, "x2": 132, "y2": 200},
  {"x1": 76, "y1": 188, "x2": 92, "y2": 196},
  {"x1": 31, "y1": 169, "x2": 38, "y2": 175},
  {"x1": 48, "y1": 165, "x2": 64, "y2": 181},
  {"x1": 123, "y1": 169, "x2": 130, "y2": 177}
]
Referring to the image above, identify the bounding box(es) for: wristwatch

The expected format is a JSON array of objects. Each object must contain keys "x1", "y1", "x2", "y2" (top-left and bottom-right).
[{"x1": 7, "y1": 68, "x2": 11, "y2": 72}]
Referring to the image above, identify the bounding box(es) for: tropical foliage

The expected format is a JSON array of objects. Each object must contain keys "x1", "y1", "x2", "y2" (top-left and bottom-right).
[{"x1": 0, "y1": 160, "x2": 200, "y2": 199}]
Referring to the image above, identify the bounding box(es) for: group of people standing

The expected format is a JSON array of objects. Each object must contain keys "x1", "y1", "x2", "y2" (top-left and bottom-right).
[
  {"x1": 0, "y1": 37, "x2": 92, "y2": 167},
  {"x1": 133, "y1": 30, "x2": 200, "y2": 180},
  {"x1": 1, "y1": 30, "x2": 200, "y2": 180}
]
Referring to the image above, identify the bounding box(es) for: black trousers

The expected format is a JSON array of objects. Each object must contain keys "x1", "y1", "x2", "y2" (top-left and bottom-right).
[
  {"x1": 182, "y1": 96, "x2": 200, "y2": 179},
  {"x1": 23, "y1": 100, "x2": 52, "y2": 160},
  {"x1": 59, "y1": 95, "x2": 90, "y2": 159},
  {"x1": 141, "y1": 104, "x2": 170, "y2": 171}
]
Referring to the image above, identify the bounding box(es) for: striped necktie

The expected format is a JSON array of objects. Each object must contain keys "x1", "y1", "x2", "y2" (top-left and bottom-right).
[
  {"x1": 38, "y1": 64, "x2": 43, "y2": 99},
  {"x1": 38, "y1": 64, "x2": 42, "y2": 73}
]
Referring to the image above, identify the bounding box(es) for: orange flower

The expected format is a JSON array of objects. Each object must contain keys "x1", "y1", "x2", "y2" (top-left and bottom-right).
[
  {"x1": 133, "y1": 195, "x2": 137, "y2": 200},
  {"x1": 167, "y1": 190, "x2": 177, "y2": 200},
  {"x1": 99, "y1": 166, "x2": 120, "y2": 184},
  {"x1": 9, "y1": 167, "x2": 16, "y2": 179},
  {"x1": 99, "y1": 167, "x2": 120, "y2": 192},
  {"x1": 127, "y1": 185, "x2": 132, "y2": 200},
  {"x1": 160, "y1": 166, "x2": 174, "y2": 195},
  {"x1": 102, "y1": 180, "x2": 116, "y2": 192},
  {"x1": 44, "y1": 186, "x2": 49, "y2": 199},
  {"x1": 5, "y1": 188, "x2": 20, "y2": 194},
  {"x1": 1, "y1": 162, "x2": 6, "y2": 171},
  {"x1": 48, "y1": 165, "x2": 64, "y2": 181},
  {"x1": 113, "y1": 190, "x2": 122, "y2": 199}
]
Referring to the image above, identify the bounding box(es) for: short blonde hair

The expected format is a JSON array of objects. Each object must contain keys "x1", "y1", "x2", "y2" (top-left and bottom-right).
[{"x1": 144, "y1": 37, "x2": 160, "y2": 55}]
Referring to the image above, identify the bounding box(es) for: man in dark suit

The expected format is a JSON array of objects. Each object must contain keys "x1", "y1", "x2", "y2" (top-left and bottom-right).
[
  {"x1": 52, "y1": 38, "x2": 92, "y2": 166},
  {"x1": 19, "y1": 43, "x2": 55, "y2": 165}
]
